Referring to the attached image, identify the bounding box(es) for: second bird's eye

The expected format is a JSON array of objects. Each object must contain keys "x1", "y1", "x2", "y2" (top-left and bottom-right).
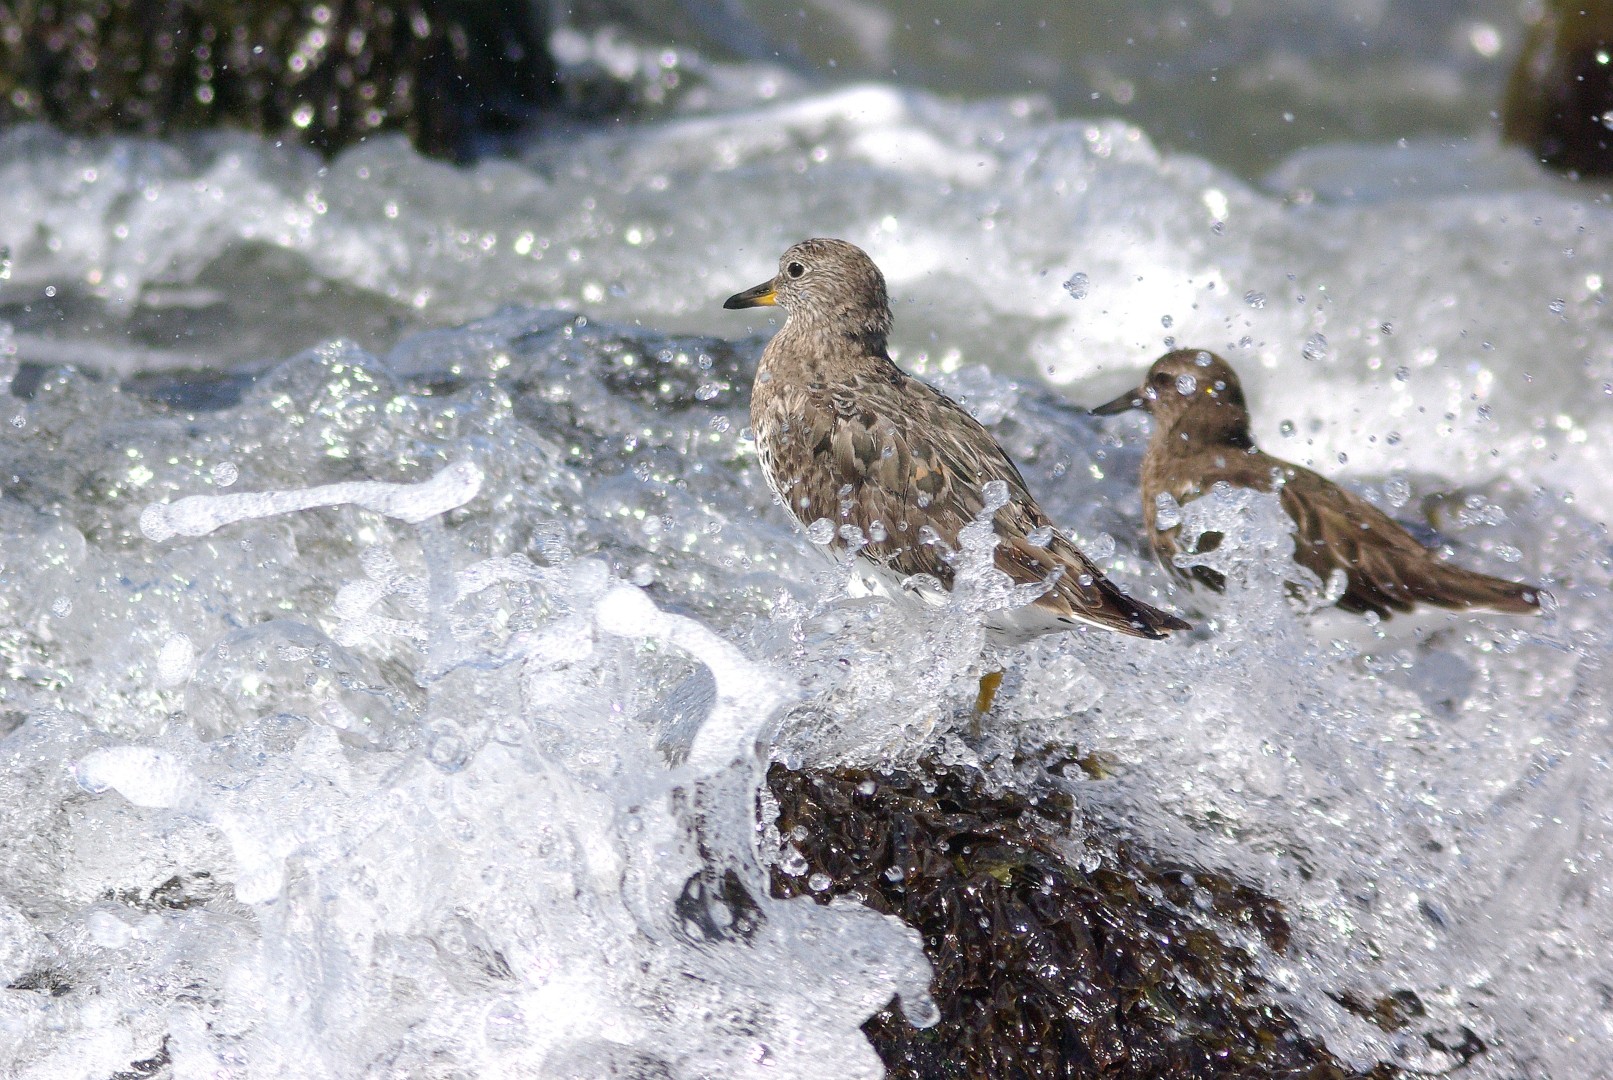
[{"x1": 787, "y1": 262, "x2": 805, "y2": 278}]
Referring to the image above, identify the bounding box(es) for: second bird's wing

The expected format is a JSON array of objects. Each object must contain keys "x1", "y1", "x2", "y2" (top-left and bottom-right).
[{"x1": 1278, "y1": 465, "x2": 1539, "y2": 618}]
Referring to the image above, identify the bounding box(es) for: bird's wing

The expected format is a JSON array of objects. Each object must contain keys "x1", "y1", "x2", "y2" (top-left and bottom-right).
[
  {"x1": 1278, "y1": 465, "x2": 1539, "y2": 617},
  {"x1": 766, "y1": 369, "x2": 1186, "y2": 637}
]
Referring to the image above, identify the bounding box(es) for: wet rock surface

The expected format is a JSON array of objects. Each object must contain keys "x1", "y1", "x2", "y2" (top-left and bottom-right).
[
  {"x1": 0, "y1": 0, "x2": 556, "y2": 160},
  {"x1": 770, "y1": 762, "x2": 1401, "y2": 1079}
]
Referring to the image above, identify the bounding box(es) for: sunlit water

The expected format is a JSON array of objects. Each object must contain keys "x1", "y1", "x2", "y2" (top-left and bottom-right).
[{"x1": 0, "y1": 24, "x2": 1611, "y2": 1080}]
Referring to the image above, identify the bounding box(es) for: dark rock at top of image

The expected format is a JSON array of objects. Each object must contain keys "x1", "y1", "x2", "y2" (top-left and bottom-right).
[
  {"x1": 0, "y1": 0, "x2": 557, "y2": 161},
  {"x1": 771, "y1": 763, "x2": 1416, "y2": 1080},
  {"x1": 1503, "y1": 0, "x2": 1613, "y2": 176}
]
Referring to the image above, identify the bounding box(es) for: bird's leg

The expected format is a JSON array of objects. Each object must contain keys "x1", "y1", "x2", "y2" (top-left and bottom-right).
[{"x1": 974, "y1": 669, "x2": 1005, "y2": 716}]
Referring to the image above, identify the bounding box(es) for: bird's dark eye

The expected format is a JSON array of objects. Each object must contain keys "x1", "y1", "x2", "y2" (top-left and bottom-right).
[{"x1": 786, "y1": 262, "x2": 805, "y2": 278}]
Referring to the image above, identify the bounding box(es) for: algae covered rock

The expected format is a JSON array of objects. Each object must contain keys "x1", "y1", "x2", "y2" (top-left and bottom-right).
[{"x1": 770, "y1": 763, "x2": 1400, "y2": 1079}]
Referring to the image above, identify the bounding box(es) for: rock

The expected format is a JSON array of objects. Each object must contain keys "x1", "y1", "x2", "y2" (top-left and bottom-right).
[
  {"x1": 0, "y1": 0, "x2": 557, "y2": 160},
  {"x1": 1502, "y1": 0, "x2": 1613, "y2": 176},
  {"x1": 770, "y1": 762, "x2": 1402, "y2": 1079}
]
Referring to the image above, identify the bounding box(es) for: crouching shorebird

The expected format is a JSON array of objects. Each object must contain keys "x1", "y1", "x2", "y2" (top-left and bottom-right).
[
  {"x1": 724, "y1": 238, "x2": 1188, "y2": 713},
  {"x1": 1091, "y1": 348, "x2": 1543, "y2": 619}
]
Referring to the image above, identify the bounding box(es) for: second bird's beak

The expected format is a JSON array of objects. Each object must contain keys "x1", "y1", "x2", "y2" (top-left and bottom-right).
[
  {"x1": 723, "y1": 279, "x2": 778, "y2": 309},
  {"x1": 1090, "y1": 387, "x2": 1146, "y2": 416}
]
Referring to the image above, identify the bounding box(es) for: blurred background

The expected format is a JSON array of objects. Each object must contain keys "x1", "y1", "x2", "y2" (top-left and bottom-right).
[
  {"x1": 2, "y1": 0, "x2": 1607, "y2": 379},
  {"x1": 0, "y1": 0, "x2": 1603, "y2": 180}
]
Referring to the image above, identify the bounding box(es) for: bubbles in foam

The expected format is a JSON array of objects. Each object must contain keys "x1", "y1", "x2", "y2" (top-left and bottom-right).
[{"x1": 74, "y1": 746, "x2": 194, "y2": 809}]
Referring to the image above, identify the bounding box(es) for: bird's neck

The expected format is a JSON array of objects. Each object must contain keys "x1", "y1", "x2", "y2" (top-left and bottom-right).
[
  {"x1": 1161, "y1": 402, "x2": 1257, "y2": 457},
  {"x1": 762, "y1": 314, "x2": 893, "y2": 382}
]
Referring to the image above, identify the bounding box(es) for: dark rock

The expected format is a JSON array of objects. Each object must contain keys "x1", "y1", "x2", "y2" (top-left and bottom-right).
[
  {"x1": 1502, "y1": 1, "x2": 1613, "y2": 176},
  {"x1": 770, "y1": 762, "x2": 1402, "y2": 1079},
  {"x1": 0, "y1": 0, "x2": 557, "y2": 161}
]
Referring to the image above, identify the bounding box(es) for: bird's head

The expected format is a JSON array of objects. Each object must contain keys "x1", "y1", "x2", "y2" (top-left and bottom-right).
[{"x1": 724, "y1": 238, "x2": 893, "y2": 345}]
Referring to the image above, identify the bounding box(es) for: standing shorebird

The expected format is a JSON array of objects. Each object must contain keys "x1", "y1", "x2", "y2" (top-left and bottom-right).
[
  {"x1": 724, "y1": 238, "x2": 1187, "y2": 712},
  {"x1": 1091, "y1": 348, "x2": 1544, "y2": 618}
]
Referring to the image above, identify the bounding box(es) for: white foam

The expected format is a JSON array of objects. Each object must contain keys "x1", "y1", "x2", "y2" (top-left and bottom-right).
[
  {"x1": 0, "y1": 74, "x2": 1607, "y2": 1080},
  {"x1": 74, "y1": 746, "x2": 194, "y2": 809},
  {"x1": 139, "y1": 459, "x2": 484, "y2": 542},
  {"x1": 596, "y1": 583, "x2": 791, "y2": 772}
]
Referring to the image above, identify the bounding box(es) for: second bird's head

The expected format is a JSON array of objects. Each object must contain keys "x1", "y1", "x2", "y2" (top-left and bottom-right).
[
  {"x1": 1092, "y1": 348, "x2": 1249, "y2": 427},
  {"x1": 724, "y1": 238, "x2": 893, "y2": 342}
]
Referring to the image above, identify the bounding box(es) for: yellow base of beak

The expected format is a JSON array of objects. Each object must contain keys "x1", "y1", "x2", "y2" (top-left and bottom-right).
[{"x1": 723, "y1": 280, "x2": 778, "y2": 309}]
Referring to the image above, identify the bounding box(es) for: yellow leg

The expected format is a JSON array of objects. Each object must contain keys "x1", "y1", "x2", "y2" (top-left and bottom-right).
[{"x1": 974, "y1": 669, "x2": 1005, "y2": 715}]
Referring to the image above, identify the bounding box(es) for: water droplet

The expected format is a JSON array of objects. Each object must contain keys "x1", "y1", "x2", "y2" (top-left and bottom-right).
[
  {"x1": 981, "y1": 479, "x2": 1010, "y2": 512},
  {"x1": 426, "y1": 727, "x2": 470, "y2": 772},
  {"x1": 857, "y1": 779, "x2": 876, "y2": 795},
  {"x1": 1026, "y1": 525, "x2": 1053, "y2": 547},
  {"x1": 1062, "y1": 272, "x2": 1089, "y2": 300},
  {"x1": 1384, "y1": 477, "x2": 1411, "y2": 507},
  {"x1": 1394, "y1": 366, "x2": 1410, "y2": 382},
  {"x1": 1548, "y1": 298, "x2": 1566, "y2": 314},
  {"x1": 1161, "y1": 314, "x2": 1174, "y2": 329},
  {"x1": 1337, "y1": 452, "x2": 1348, "y2": 464},
  {"x1": 805, "y1": 518, "x2": 836, "y2": 545},
  {"x1": 50, "y1": 596, "x2": 72, "y2": 617},
  {"x1": 1243, "y1": 291, "x2": 1266, "y2": 309},
  {"x1": 1154, "y1": 492, "x2": 1182, "y2": 530},
  {"x1": 1175, "y1": 374, "x2": 1197, "y2": 395},
  {"x1": 1086, "y1": 532, "x2": 1115, "y2": 560},
  {"x1": 1302, "y1": 333, "x2": 1328, "y2": 363},
  {"x1": 1279, "y1": 419, "x2": 1296, "y2": 437},
  {"x1": 867, "y1": 520, "x2": 888, "y2": 542},
  {"x1": 777, "y1": 846, "x2": 808, "y2": 876},
  {"x1": 883, "y1": 865, "x2": 904, "y2": 882},
  {"x1": 211, "y1": 461, "x2": 238, "y2": 486},
  {"x1": 808, "y1": 872, "x2": 832, "y2": 892}
]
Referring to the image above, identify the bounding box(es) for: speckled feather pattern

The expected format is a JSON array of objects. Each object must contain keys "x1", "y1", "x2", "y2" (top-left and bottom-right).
[
  {"x1": 735, "y1": 238, "x2": 1188, "y2": 640},
  {"x1": 1109, "y1": 348, "x2": 1541, "y2": 618}
]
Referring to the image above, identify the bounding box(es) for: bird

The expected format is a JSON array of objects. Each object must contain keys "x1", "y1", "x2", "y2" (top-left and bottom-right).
[
  {"x1": 1090, "y1": 348, "x2": 1543, "y2": 619},
  {"x1": 723, "y1": 238, "x2": 1188, "y2": 712}
]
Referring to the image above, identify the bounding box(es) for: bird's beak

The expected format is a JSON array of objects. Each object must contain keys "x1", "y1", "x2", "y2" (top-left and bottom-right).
[
  {"x1": 723, "y1": 279, "x2": 778, "y2": 309},
  {"x1": 1090, "y1": 387, "x2": 1145, "y2": 416}
]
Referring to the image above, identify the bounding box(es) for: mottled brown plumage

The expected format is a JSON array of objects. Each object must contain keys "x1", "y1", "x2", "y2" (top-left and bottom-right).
[
  {"x1": 1092, "y1": 348, "x2": 1543, "y2": 619},
  {"x1": 724, "y1": 238, "x2": 1188, "y2": 641}
]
